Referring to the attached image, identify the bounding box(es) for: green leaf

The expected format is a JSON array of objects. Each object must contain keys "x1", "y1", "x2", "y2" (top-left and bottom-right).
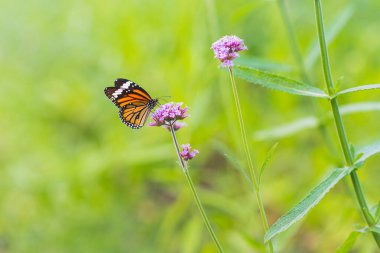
[
  {"x1": 254, "y1": 102, "x2": 380, "y2": 141},
  {"x1": 354, "y1": 141, "x2": 380, "y2": 167},
  {"x1": 336, "y1": 84, "x2": 380, "y2": 96},
  {"x1": 375, "y1": 201, "x2": 380, "y2": 222},
  {"x1": 340, "y1": 102, "x2": 380, "y2": 115},
  {"x1": 259, "y1": 142, "x2": 278, "y2": 186},
  {"x1": 233, "y1": 65, "x2": 329, "y2": 98},
  {"x1": 305, "y1": 6, "x2": 354, "y2": 69},
  {"x1": 264, "y1": 167, "x2": 353, "y2": 242},
  {"x1": 353, "y1": 153, "x2": 363, "y2": 166},
  {"x1": 369, "y1": 225, "x2": 380, "y2": 235},
  {"x1": 335, "y1": 231, "x2": 361, "y2": 253},
  {"x1": 235, "y1": 57, "x2": 292, "y2": 73},
  {"x1": 349, "y1": 144, "x2": 356, "y2": 161}
]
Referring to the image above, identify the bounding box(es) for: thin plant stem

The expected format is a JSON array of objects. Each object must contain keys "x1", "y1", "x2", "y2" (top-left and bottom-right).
[
  {"x1": 228, "y1": 67, "x2": 274, "y2": 253},
  {"x1": 314, "y1": 0, "x2": 380, "y2": 247},
  {"x1": 169, "y1": 123, "x2": 186, "y2": 169},
  {"x1": 169, "y1": 124, "x2": 225, "y2": 253}
]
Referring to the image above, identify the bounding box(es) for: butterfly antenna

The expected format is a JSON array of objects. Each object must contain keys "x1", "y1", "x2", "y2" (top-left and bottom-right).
[{"x1": 157, "y1": 95, "x2": 171, "y2": 104}]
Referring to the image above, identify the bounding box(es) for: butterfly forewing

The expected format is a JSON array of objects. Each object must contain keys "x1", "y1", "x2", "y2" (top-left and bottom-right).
[{"x1": 104, "y1": 78, "x2": 158, "y2": 129}]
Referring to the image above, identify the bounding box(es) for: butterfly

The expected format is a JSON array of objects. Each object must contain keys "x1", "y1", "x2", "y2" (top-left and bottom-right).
[{"x1": 104, "y1": 78, "x2": 158, "y2": 129}]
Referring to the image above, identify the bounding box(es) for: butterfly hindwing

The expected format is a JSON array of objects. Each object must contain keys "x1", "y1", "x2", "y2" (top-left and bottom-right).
[
  {"x1": 104, "y1": 78, "x2": 158, "y2": 129},
  {"x1": 119, "y1": 104, "x2": 151, "y2": 129}
]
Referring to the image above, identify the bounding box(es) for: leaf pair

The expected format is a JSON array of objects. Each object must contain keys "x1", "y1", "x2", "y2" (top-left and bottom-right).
[
  {"x1": 233, "y1": 65, "x2": 380, "y2": 100},
  {"x1": 264, "y1": 142, "x2": 380, "y2": 243}
]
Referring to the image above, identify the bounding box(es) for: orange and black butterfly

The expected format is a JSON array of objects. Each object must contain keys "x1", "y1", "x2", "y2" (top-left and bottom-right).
[{"x1": 104, "y1": 78, "x2": 158, "y2": 129}]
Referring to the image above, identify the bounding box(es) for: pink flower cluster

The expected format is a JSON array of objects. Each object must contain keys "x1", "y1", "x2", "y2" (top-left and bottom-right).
[
  {"x1": 150, "y1": 102, "x2": 199, "y2": 162},
  {"x1": 149, "y1": 102, "x2": 188, "y2": 128},
  {"x1": 180, "y1": 144, "x2": 199, "y2": 161},
  {"x1": 211, "y1": 35, "x2": 247, "y2": 68}
]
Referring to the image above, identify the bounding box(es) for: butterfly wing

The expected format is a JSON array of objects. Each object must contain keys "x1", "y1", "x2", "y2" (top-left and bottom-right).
[
  {"x1": 104, "y1": 78, "x2": 157, "y2": 128},
  {"x1": 119, "y1": 103, "x2": 154, "y2": 129},
  {"x1": 104, "y1": 78, "x2": 153, "y2": 107}
]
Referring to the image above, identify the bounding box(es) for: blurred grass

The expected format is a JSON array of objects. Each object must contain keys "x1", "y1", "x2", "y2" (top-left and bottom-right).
[{"x1": 0, "y1": 0, "x2": 380, "y2": 252}]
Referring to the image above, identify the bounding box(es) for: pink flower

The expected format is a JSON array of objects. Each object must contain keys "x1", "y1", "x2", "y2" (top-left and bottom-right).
[
  {"x1": 211, "y1": 35, "x2": 247, "y2": 68},
  {"x1": 149, "y1": 102, "x2": 188, "y2": 127},
  {"x1": 180, "y1": 144, "x2": 199, "y2": 161}
]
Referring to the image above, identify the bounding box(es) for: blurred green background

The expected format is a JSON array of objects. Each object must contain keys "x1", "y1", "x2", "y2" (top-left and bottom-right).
[{"x1": 1, "y1": 0, "x2": 379, "y2": 252}]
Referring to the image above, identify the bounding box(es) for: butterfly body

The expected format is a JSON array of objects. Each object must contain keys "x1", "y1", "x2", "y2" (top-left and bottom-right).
[{"x1": 104, "y1": 78, "x2": 158, "y2": 129}]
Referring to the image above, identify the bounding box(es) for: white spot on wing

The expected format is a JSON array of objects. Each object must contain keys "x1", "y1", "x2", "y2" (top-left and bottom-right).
[
  {"x1": 121, "y1": 81, "x2": 132, "y2": 89},
  {"x1": 112, "y1": 89, "x2": 123, "y2": 98},
  {"x1": 112, "y1": 81, "x2": 134, "y2": 98}
]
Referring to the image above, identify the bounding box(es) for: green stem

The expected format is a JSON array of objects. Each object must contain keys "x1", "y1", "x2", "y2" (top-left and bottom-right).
[
  {"x1": 169, "y1": 123, "x2": 186, "y2": 169},
  {"x1": 183, "y1": 170, "x2": 225, "y2": 252},
  {"x1": 228, "y1": 68, "x2": 274, "y2": 253},
  {"x1": 314, "y1": 0, "x2": 380, "y2": 247},
  {"x1": 169, "y1": 124, "x2": 225, "y2": 253}
]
